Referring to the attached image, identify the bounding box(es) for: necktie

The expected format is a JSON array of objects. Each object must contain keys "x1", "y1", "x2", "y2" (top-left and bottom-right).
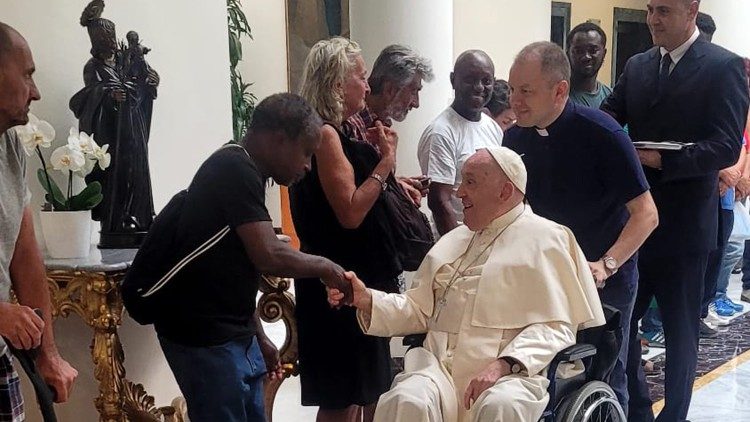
[{"x1": 659, "y1": 53, "x2": 673, "y2": 88}]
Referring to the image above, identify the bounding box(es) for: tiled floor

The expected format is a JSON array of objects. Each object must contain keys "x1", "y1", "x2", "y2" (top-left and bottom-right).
[
  {"x1": 645, "y1": 274, "x2": 750, "y2": 406},
  {"x1": 687, "y1": 358, "x2": 750, "y2": 421}
]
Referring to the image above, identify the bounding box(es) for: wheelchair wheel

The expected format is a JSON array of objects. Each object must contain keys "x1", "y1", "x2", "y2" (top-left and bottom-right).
[{"x1": 556, "y1": 381, "x2": 626, "y2": 422}]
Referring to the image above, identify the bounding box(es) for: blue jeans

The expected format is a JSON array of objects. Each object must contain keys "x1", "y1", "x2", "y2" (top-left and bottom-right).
[
  {"x1": 701, "y1": 208, "x2": 734, "y2": 318},
  {"x1": 716, "y1": 239, "x2": 745, "y2": 297},
  {"x1": 159, "y1": 335, "x2": 267, "y2": 422},
  {"x1": 641, "y1": 303, "x2": 662, "y2": 333}
]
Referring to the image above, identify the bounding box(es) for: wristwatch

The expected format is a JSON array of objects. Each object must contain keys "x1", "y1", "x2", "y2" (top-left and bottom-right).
[
  {"x1": 602, "y1": 255, "x2": 619, "y2": 276},
  {"x1": 500, "y1": 357, "x2": 523, "y2": 374},
  {"x1": 369, "y1": 173, "x2": 387, "y2": 191}
]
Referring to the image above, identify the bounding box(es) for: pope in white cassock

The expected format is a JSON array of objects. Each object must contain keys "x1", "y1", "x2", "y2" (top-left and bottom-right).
[{"x1": 328, "y1": 147, "x2": 606, "y2": 422}]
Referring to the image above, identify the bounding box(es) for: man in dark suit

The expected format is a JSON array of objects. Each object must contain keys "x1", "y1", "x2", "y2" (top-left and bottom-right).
[{"x1": 601, "y1": 0, "x2": 750, "y2": 421}]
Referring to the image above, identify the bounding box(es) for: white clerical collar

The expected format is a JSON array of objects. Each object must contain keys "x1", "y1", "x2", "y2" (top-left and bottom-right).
[
  {"x1": 660, "y1": 27, "x2": 699, "y2": 68},
  {"x1": 482, "y1": 203, "x2": 527, "y2": 232},
  {"x1": 534, "y1": 102, "x2": 573, "y2": 137}
]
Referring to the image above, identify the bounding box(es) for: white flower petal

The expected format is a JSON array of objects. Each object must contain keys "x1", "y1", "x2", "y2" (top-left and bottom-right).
[
  {"x1": 36, "y1": 120, "x2": 55, "y2": 148},
  {"x1": 17, "y1": 116, "x2": 56, "y2": 155},
  {"x1": 98, "y1": 152, "x2": 111, "y2": 170},
  {"x1": 78, "y1": 157, "x2": 96, "y2": 176},
  {"x1": 16, "y1": 127, "x2": 35, "y2": 156},
  {"x1": 51, "y1": 145, "x2": 87, "y2": 172},
  {"x1": 87, "y1": 133, "x2": 100, "y2": 150}
]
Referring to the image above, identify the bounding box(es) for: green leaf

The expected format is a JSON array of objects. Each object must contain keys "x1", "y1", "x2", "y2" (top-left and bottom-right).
[
  {"x1": 37, "y1": 168, "x2": 67, "y2": 210},
  {"x1": 69, "y1": 182, "x2": 103, "y2": 210},
  {"x1": 227, "y1": 0, "x2": 255, "y2": 142},
  {"x1": 80, "y1": 193, "x2": 103, "y2": 210},
  {"x1": 228, "y1": 33, "x2": 240, "y2": 67}
]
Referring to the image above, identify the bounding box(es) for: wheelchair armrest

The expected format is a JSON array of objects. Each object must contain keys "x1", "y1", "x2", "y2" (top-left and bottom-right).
[
  {"x1": 543, "y1": 343, "x2": 598, "y2": 419},
  {"x1": 556, "y1": 343, "x2": 597, "y2": 362}
]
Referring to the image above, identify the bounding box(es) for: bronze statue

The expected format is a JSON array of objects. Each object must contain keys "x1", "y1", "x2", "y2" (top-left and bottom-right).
[{"x1": 70, "y1": 0, "x2": 159, "y2": 248}]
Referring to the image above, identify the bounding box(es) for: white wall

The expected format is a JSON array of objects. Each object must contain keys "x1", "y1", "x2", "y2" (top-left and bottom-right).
[
  {"x1": 701, "y1": 0, "x2": 750, "y2": 58},
  {"x1": 240, "y1": 0, "x2": 290, "y2": 225},
  {"x1": 3, "y1": 0, "x2": 232, "y2": 420},
  {"x1": 10, "y1": 0, "x2": 234, "y2": 213},
  {"x1": 453, "y1": 0, "x2": 552, "y2": 80}
]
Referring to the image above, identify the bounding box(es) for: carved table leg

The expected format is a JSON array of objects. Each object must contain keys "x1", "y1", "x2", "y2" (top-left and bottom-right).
[
  {"x1": 91, "y1": 325, "x2": 126, "y2": 421},
  {"x1": 259, "y1": 276, "x2": 299, "y2": 422},
  {"x1": 88, "y1": 274, "x2": 127, "y2": 422}
]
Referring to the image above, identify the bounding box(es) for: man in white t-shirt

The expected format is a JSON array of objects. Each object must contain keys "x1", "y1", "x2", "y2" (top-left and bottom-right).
[{"x1": 418, "y1": 50, "x2": 503, "y2": 235}]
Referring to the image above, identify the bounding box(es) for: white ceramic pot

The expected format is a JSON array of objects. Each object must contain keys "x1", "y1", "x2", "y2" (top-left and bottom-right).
[{"x1": 39, "y1": 210, "x2": 92, "y2": 259}]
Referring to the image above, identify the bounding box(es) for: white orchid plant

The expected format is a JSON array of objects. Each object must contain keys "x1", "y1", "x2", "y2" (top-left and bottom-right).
[{"x1": 17, "y1": 114, "x2": 111, "y2": 211}]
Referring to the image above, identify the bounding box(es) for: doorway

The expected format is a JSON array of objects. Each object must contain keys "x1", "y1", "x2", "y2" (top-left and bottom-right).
[
  {"x1": 552, "y1": 2, "x2": 572, "y2": 50},
  {"x1": 612, "y1": 8, "x2": 653, "y2": 84}
]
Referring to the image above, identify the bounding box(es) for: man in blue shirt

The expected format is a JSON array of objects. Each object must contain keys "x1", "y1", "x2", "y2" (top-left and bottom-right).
[
  {"x1": 567, "y1": 22, "x2": 612, "y2": 109},
  {"x1": 504, "y1": 41, "x2": 659, "y2": 414}
]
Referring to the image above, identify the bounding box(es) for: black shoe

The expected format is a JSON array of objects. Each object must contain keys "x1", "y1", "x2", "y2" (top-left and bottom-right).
[{"x1": 699, "y1": 320, "x2": 718, "y2": 338}]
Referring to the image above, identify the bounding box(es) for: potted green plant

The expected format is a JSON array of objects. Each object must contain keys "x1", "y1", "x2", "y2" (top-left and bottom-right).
[{"x1": 18, "y1": 114, "x2": 111, "y2": 258}]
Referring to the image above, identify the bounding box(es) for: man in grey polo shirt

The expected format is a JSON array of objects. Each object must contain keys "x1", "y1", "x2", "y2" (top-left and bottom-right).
[{"x1": 0, "y1": 21, "x2": 77, "y2": 420}]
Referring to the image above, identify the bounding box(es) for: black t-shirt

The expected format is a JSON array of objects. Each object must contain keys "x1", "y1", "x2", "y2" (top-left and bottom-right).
[
  {"x1": 154, "y1": 144, "x2": 271, "y2": 346},
  {"x1": 504, "y1": 101, "x2": 649, "y2": 266}
]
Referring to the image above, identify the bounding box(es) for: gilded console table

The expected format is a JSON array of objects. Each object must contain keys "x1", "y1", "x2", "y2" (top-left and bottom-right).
[{"x1": 44, "y1": 246, "x2": 298, "y2": 422}]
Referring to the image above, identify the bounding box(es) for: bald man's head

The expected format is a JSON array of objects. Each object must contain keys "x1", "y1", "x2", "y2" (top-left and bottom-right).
[
  {"x1": 0, "y1": 22, "x2": 27, "y2": 67},
  {"x1": 451, "y1": 50, "x2": 495, "y2": 116},
  {"x1": 454, "y1": 50, "x2": 494, "y2": 75},
  {"x1": 0, "y1": 22, "x2": 40, "y2": 131}
]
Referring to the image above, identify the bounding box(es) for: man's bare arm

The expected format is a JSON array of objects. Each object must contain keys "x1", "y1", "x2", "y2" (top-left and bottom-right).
[
  {"x1": 603, "y1": 191, "x2": 659, "y2": 265},
  {"x1": 428, "y1": 183, "x2": 458, "y2": 235},
  {"x1": 235, "y1": 220, "x2": 352, "y2": 300},
  {"x1": 9, "y1": 207, "x2": 77, "y2": 402}
]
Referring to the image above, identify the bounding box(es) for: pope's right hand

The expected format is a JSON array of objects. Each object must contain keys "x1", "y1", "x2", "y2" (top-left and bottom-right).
[
  {"x1": 0, "y1": 303, "x2": 44, "y2": 350},
  {"x1": 320, "y1": 263, "x2": 353, "y2": 304},
  {"x1": 327, "y1": 271, "x2": 369, "y2": 308}
]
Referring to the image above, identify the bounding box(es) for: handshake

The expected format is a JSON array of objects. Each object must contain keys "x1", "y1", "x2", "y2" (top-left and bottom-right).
[{"x1": 321, "y1": 266, "x2": 370, "y2": 309}]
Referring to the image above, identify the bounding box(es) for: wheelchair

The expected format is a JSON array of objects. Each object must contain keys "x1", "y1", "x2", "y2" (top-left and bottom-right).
[{"x1": 402, "y1": 305, "x2": 626, "y2": 422}]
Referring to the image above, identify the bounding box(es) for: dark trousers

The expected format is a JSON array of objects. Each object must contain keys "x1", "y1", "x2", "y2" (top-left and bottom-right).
[
  {"x1": 627, "y1": 252, "x2": 708, "y2": 422},
  {"x1": 701, "y1": 207, "x2": 734, "y2": 317},
  {"x1": 598, "y1": 260, "x2": 638, "y2": 415}
]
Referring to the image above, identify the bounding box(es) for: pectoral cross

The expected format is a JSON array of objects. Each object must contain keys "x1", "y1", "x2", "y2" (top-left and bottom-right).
[{"x1": 434, "y1": 296, "x2": 448, "y2": 323}]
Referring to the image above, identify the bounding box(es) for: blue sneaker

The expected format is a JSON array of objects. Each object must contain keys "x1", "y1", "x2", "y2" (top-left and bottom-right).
[
  {"x1": 642, "y1": 330, "x2": 666, "y2": 348},
  {"x1": 720, "y1": 297, "x2": 744, "y2": 313},
  {"x1": 711, "y1": 299, "x2": 736, "y2": 317}
]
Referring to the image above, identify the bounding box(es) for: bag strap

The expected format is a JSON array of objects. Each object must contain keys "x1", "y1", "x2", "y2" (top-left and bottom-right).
[
  {"x1": 140, "y1": 144, "x2": 249, "y2": 298},
  {"x1": 140, "y1": 225, "x2": 231, "y2": 297},
  {"x1": 221, "y1": 142, "x2": 250, "y2": 157}
]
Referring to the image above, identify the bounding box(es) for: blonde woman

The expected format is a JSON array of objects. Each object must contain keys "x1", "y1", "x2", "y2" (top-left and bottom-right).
[{"x1": 290, "y1": 37, "x2": 399, "y2": 422}]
